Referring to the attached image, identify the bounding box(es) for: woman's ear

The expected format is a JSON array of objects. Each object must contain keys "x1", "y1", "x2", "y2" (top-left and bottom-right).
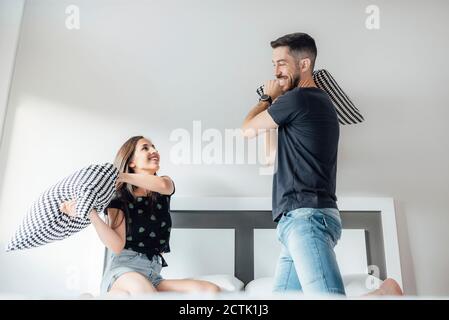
[{"x1": 129, "y1": 161, "x2": 135, "y2": 169}]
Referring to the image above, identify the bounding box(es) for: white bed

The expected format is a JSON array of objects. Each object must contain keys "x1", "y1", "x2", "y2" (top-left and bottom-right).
[
  {"x1": 1, "y1": 196, "x2": 402, "y2": 299},
  {"x1": 99, "y1": 196, "x2": 402, "y2": 298}
]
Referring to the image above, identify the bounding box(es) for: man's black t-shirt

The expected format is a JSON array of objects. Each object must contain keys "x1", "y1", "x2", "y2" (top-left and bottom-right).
[{"x1": 267, "y1": 87, "x2": 340, "y2": 222}]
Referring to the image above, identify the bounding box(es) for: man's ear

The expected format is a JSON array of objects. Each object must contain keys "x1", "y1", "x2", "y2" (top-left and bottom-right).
[{"x1": 299, "y1": 58, "x2": 312, "y2": 73}]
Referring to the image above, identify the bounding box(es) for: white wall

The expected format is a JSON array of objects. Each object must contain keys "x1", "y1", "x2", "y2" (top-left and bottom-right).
[
  {"x1": 0, "y1": 0, "x2": 25, "y2": 148},
  {"x1": 0, "y1": 0, "x2": 449, "y2": 296}
]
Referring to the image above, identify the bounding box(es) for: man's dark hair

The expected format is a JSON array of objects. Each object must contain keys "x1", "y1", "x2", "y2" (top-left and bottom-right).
[{"x1": 270, "y1": 32, "x2": 317, "y2": 70}]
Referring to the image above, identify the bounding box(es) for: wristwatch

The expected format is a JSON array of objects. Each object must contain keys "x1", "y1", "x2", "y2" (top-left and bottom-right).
[{"x1": 259, "y1": 94, "x2": 272, "y2": 105}]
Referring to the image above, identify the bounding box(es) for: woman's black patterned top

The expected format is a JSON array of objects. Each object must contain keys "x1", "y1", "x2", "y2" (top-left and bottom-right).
[{"x1": 105, "y1": 186, "x2": 174, "y2": 267}]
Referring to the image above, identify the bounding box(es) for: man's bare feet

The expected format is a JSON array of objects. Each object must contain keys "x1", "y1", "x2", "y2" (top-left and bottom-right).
[{"x1": 365, "y1": 278, "x2": 404, "y2": 296}]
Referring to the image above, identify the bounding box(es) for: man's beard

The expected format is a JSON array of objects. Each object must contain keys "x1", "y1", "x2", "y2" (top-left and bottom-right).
[
  {"x1": 279, "y1": 73, "x2": 301, "y2": 92},
  {"x1": 290, "y1": 74, "x2": 301, "y2": 90}
]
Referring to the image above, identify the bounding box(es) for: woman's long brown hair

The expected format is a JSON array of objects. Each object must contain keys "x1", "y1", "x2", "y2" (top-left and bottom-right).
[{"x1": 109, "y1": 135, "x2": 159, "y2": 230}]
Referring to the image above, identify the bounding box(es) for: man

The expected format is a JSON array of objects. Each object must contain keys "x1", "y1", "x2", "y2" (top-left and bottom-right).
[
  {"x1": 242, "y1": 32, "x2": 405, "y2": 297},
  {"x1": 242, "y1": 32, "x2": 345, "y2": 295}
]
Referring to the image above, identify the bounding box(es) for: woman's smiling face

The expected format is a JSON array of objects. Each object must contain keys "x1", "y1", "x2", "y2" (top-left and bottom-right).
[{"x1": 129, "y1": 138, "x2": 160, "y2": 174}]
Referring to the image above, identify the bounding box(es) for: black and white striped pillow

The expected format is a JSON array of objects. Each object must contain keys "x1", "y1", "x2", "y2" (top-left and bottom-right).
[
  {"x1": 256, "y1": 69, "x2": 364, "y2": 125},
  {"x1": 6, "y1": 163, "x2": 118, "y2": 251}
]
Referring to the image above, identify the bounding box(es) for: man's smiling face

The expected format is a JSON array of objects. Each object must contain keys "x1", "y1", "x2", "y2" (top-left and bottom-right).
[{"x1": 272, "y1": 46, "x2": 301, "y2": 93}]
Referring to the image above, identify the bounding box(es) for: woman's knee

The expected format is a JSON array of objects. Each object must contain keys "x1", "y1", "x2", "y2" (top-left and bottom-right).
[
  {"x1": 197, "y1": 281, "x2": 221, "y2": 293},
  {"x1": 112, "y1": 272, "x2": 156, "y2": 294}
]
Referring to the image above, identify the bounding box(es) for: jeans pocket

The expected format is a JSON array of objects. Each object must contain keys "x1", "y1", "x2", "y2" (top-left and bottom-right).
[
  {"x1": 323, "y1": 215, "x2": 342, "y2": 246},
  {"x1": 310, "y1": 212, "x2": 327, "y2": 229}
]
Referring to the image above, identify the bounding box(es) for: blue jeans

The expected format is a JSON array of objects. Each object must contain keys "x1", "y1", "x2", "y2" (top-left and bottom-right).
[{"x1": 273, "y1": 208, "x2": 346, "y2": 296}]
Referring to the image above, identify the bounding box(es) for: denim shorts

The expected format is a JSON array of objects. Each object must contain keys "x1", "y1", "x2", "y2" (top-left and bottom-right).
[{"x1": 100, "y1": 249, "x2": 164, "y2": 294}]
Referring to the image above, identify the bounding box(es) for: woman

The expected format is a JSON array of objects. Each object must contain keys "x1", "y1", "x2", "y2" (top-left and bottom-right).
[{"x1": 61, "y1": 136, "x2": 220, "y2": 296}]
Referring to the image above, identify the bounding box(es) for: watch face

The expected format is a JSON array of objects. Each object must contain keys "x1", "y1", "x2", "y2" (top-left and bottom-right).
[{"x1": 261, "y1": 94, "x2": 270, "y2": 101}]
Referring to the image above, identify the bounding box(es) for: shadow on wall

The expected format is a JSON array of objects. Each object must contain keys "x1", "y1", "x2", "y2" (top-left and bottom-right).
[{"x1": 394, "y1": 200, "x2": 417, "y2": 295}]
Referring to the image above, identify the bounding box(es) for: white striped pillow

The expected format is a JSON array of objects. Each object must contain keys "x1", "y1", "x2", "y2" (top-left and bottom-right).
[
  {"x1": 256, "y1": 69, "x2": 364, "y2": 125},
  {"x1": 6, "y1": 163, "x2": 118, "y2": 251}
]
